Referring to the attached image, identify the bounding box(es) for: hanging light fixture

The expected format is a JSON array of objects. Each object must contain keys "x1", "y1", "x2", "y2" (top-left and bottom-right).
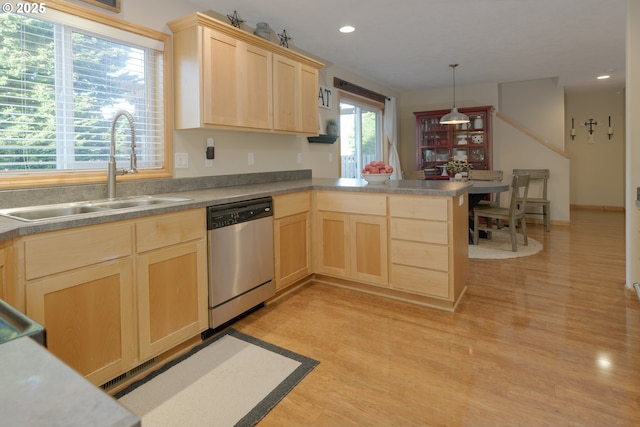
[{"x1": 440, "y1": 64, "x2": 470, "y2": 125}]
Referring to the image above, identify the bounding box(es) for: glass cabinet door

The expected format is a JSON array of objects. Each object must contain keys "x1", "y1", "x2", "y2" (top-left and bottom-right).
[{"x1": 415, "y1": 106, "x2": 492, "y2": 179}]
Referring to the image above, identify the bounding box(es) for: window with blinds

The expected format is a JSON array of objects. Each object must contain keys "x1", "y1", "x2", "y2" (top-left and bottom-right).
[{"x1": 0, "y1": 10, "x2": 165, "y2": 174}]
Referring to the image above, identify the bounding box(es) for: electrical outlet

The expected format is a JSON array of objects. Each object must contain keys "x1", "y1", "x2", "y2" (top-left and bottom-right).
[
  {"x1": 248, "y1": 152, "x2": 254, "y2": 165},
  {"x1": 329, "y1": 153, "x2": 333, "y2": 162},
  {"x1": 297, "y1": 152, "x2": 302, "y2": 164},
  {"x1": 175, "y1": 153, "x2": 189, "y2": 169}
]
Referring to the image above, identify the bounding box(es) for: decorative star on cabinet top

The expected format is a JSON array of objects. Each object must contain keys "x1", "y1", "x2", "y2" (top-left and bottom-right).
[
  {"x1": 226, "y1": 11, "x2": 244, "y2": 28},
  {"x1": 278, "y1": 29, "x2": 292, "y2": 48}
]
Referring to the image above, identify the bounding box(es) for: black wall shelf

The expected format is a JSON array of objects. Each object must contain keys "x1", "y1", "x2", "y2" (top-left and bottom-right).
[{"x1": 307, "y1": 134, "x2": 338, "y2": 144}]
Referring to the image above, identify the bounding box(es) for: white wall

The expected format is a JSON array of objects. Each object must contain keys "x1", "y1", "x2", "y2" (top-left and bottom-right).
[
  {"x1": 565, "y1": 89, "x2": 625, "y2": 208},
  {"x1": 499, "y1": 79, "x2": 565, "y2": 151},
  {"x1": 626, "y1": 2, "x2": 640, "y2": 289},
  {"x1": 496, "y1": 79, "x2": 570, "y2": 223}
]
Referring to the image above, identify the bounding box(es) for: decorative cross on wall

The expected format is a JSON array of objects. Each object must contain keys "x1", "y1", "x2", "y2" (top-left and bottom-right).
[
  {"x1": 580, "y1": 115, "x2": 603, "y2": 144},
  {"x1": 584, "y1": 117, "x2": 599, "y2": 135}
]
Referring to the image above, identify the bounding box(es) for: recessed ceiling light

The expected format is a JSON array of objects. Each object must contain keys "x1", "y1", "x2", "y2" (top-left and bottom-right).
[
  {"x1": 339, "y1": 26, "x2": 355, "y2": 33},
  {"x1": 597, "y1": 75, "x2": 611, "y2": 80}
]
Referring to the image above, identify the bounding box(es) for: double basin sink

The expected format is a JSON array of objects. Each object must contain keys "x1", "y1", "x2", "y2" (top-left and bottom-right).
[{"x1": 0, "y1": 195, "x2": 192, "y2": 222}]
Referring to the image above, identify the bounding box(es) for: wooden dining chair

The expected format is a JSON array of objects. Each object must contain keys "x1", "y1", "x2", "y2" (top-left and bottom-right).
[
  {"x1": 468, "y1": 169, "x2": 504, "y2": 207},
  {"x1": 512, "y1": 168, "x2": 550, "y2": 231},
  {"x1": 405, "y1": 170, "x2": 425, "y2": 180},
  {"x1": 473, "y1": 173, "x2": 530, "y2": 252}
]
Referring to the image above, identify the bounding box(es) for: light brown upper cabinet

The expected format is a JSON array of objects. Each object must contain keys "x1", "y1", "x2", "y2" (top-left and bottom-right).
[
  {"x1": 169, "y1": 13, "x2": 323, "y2": 134},
  {"x1": 201, "y1": 28, "x2": 272, "y2": 129},
  {"x1": 273, "y1": 54, "x2": 319, "y2": 134}
]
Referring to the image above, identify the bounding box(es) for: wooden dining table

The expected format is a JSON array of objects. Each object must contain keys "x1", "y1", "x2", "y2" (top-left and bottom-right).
[{"x1": 468, "y1": 180, "x2": 510, "y2": 209}]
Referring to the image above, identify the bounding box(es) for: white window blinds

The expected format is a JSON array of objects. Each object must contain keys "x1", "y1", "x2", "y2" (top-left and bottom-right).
[{"x1": 0, "y1": 11, "x2": 164, "y2": 173}]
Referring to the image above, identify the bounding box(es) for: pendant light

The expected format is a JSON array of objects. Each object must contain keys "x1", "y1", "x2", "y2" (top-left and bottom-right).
[{"x1": 440, "y1": 64, "x2": 470, "y2": 125}]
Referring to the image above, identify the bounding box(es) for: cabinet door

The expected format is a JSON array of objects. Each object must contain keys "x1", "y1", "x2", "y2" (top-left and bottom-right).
[
  {"x1": 299, "y1": 63, "x2": 319, "y2": 134},
  {"x1": 203, "y1": 29, "x2": 272, "y2": 130},
  {"x1": 243, "y1": 43, "x2": 273, "y2": 129},
  {"x1": 273, "y1": 54, "x2": 298, "y2": 132},
  {"x1": 26, "y1": 260, "x2": 135, "y2": 386},
  {"x1": 202, "y1": 27, "x2": 241, "y2": 127},
  {"x1": 136, "y1": 239, "x2": 208, "y2": 360},
  {"x1": 273, "y1": 55, "x2": 319, "y2": 134},
  {"x1": 350, "y1": 214, "x2": 388, "y2": 286},
  {"x1": 315, "y1": 211, "x2": 349, "y2": 277},
  {"x1": 274, "y1": 212, "x2": 311, "y2": 290}
]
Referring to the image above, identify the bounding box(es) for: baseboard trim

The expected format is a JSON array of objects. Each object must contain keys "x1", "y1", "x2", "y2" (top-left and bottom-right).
[{"x1": 571, "y1": 204, "x2": 625, "y2": 212}]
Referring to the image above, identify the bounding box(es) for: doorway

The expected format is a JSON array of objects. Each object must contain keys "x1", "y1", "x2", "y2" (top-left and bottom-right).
[{"x1": 339, "y1": 98, "x2": 382, "y2": 178}]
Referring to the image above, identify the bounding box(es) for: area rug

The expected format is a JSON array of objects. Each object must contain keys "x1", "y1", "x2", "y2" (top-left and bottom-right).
[
  {"x1": 469, "y1": 229, "x2": 542, "y2": 259},
  {"x1": 116, "y1": 328, "x2": 318, "y2": 427}
]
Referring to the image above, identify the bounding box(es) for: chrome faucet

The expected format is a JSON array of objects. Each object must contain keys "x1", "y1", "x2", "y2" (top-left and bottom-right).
[{"x1": 107, "y1": 110, "x2": 138, "y2": 199}]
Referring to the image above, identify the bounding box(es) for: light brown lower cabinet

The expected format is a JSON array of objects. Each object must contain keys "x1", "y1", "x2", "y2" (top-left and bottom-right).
[
  {"x1": 314, "y1": 190, "x2": 467, "y2": 311},
  {"x1": 0, "y1": 245, "x2": 7, "y2": 301},
  {"x1": 273, "y1": 191, "x2": 312, "y2": 291},
  {"x1": 314, "y1": 191, "x2": 388, "y2": 286},
  {"x1": 388, "y1": 194, "x2": 468, "y2": 306},
  {"x1": 25, "y1": 260, "x2": 136, "y2": 386},
  {"x1": 19, "y1": 208, "x2": 208, "y2": 386},
  {"x1": 136, "y1": 239, "x2": 208, "y2": 361}
]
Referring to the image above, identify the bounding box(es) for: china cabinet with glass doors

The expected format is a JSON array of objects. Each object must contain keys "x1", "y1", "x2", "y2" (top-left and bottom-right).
[{"x1": 414, "y1": 106, "x2": 493, "y2": 179}]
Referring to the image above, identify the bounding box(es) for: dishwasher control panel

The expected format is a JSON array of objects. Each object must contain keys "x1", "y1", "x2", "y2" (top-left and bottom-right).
[{"x1": 206, "y1": 197, "x2": 272, "y2": 229}]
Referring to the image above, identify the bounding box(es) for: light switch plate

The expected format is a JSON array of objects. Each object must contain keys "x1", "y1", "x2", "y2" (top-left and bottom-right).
[{"x1": 248, "y1": 152, "x2": 254, "y2": 165}]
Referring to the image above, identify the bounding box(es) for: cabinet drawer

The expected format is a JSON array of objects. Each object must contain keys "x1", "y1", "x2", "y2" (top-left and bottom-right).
[
  {"x1": 273, "y1": 191, "x2": 311, "y2": 219},
  {"x1": 24, "y1": 223, "x2": 132, "y2": 280},
  {"x1": 136, "y1": 209, "x2": 205, "y2": 253},
  {"x1": 316, "y1": 191, "x2": 386, "y2": 216},
  {"x1": 390, "y1": 218, "x2": 448, "y2": 245},
  {"x1": 389, "y1": 196, "x2": 448, "y2": 221},
  {"x1": 390, "y1": 240, "x2": 448, "y2": 272},
  {"x1": 390, "y1": 264, "x2": 449, "y2": 299}
]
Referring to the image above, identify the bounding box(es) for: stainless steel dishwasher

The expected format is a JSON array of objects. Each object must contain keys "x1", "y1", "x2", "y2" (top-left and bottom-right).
[{"x1": 206, "y1": 197, "x2": 274, "y2": 329}]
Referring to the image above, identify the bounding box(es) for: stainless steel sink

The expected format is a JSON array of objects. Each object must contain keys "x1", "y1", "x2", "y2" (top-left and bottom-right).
[
  {"x1": 93, "y1": 196, "x2": 190, "y2": 210},
  {"x1": 0, "y1": 204, "x2": 109, "y2": 222},
  {"x1": 0, "y1": 196, "x2": 192, "y2": 222}
]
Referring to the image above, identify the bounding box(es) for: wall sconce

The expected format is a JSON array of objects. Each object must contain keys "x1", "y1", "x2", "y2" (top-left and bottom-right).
[
  {"x1": 607, "y1": 116, "x2": 614, "y2": 139},
  {"x1": 570, "y1": 118, "x2": 576, "y2": 140}
]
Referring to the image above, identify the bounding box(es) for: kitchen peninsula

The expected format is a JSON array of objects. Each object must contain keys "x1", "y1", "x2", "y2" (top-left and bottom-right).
[
  {"x1": 0, "y1": 173, "x2": 471, "y2": 310},
  {"x1": 0, "y1": 172, "x2": 470, "y2": 389}
]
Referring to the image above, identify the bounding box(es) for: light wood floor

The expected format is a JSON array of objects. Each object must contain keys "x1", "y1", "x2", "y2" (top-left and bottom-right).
[{"x1": 234, "y1": 209, "x2": 639, "y2": 426}]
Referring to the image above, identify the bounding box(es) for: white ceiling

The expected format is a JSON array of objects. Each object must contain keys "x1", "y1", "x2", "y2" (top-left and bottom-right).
[{"x1": 188, "y1": 0, "x2": 626, "y2": 94}]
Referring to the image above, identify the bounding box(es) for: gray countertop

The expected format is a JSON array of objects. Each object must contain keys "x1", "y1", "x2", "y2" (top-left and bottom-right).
[
  {"x1": 0, "y1": 177, "x2": 471, "y2": 242},
  {"x1": 0, "y1": 336, "x2": 140, "y2": 427}
]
